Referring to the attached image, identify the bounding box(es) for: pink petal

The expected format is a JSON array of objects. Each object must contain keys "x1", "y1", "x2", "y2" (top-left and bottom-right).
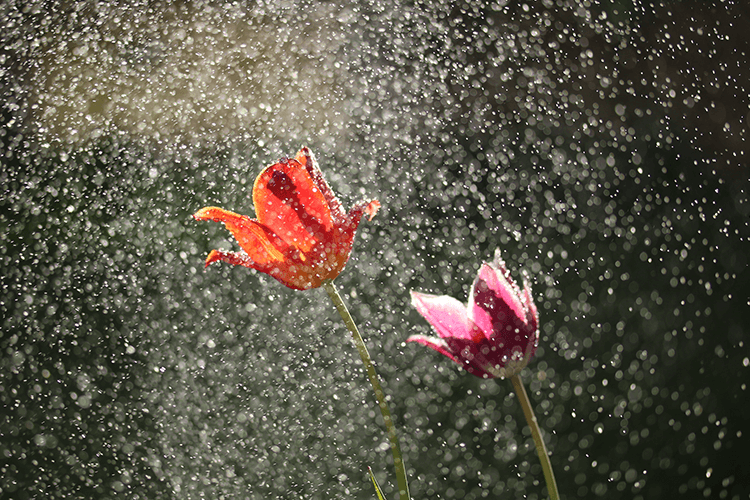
[
  {"x1": 410, "y1": 291, "x2": 482, "y2": 342},
  {"x1": 469, "y1": 262, "x2": 529, "y2": 339},
  {"x1": 521, "y1": 274, "x2": 539, "y2": 334},
  {"x1": 406, "y1": 334, "x2": 459, "y2": 363},
  {"x1": 441, "y1": 336, "x2": 507, "y2": 379},
  {"x1": 407, "y1": 334, "x2": 496, "y2": 379}
]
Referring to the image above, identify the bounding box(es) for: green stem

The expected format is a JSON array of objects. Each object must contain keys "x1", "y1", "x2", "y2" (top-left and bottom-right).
[
  {"x1": 510, "y1": 374, "x2": 560, "y2": 500},
  {"x1": 323, "y1": 280, "x2": 410, "y2": 500}
]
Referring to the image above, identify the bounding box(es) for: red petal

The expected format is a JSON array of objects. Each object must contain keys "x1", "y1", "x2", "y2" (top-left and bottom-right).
[
  {"x1": 253, "y1": 158, "x2": 333, "y2": 253},
  {"x1": 363, "y1": 200, "x2": 380, "y2": 221},
  {"x1": 193, "y1": 207, "x2": 289, "y2": 266},
  {"x1": 295, "y1": 147, "x2": 346, "y2": 223},
  {"x1": 205, "y1": 249, "x2": 256, "y2": 268}
]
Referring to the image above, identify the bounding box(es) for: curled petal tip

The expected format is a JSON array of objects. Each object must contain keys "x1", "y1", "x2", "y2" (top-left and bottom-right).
[
  {"x1": 409, "y1": 289, "x2": 426, "y2": 304},
  {"x1": 193, "y1": 206, "x2": 243, "y2": 223},
  {"x1": 205, "y1": 249, "x2": 221, "y2": 267},
  {"x1": 405, "y1": 334, "x2": 421, "y2": 343},
  {"x1": 193, "y1": 206, "x2": 222, "y2": 221},
  {"x1": 406, "y1": 333, "x2": 444, "y2": 349},
  {"x1": 193, "y1": 207, "x2": 218, "y2": 220},
  {"x1": 365, "y1": 200, "x2": 381, "y2": 221},
  {"x1": 408, "y1": 289, "x2": 424, "y2": 309}
]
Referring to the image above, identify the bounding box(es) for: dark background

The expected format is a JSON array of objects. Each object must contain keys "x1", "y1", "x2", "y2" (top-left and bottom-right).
[{"x1": 2, "y1": 1, "x2": 748, "y2": 499}]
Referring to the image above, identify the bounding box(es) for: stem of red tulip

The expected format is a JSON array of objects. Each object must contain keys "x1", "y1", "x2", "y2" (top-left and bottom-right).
[
  {"x1": 510, "y1": 374, "x2": 560, "y2": 500},
  {"x1": 323, "y1": 280, "x2": 411, "y2": 500}
]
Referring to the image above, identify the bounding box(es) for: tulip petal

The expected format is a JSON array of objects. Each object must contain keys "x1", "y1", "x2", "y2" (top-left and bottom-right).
[
  {"x1": 410, "y1": 291, "x2": 484, "y2": 343},
  {"x1": 193, "y1": 206, "x2": 289, "y2": 266},
  {"x1": 469, "y1": 262, "x2": 529, "y2": 338},
  {"x1": 350, "y1": 199, "x2": 381, "y2": 222},
  {"x1": 407, "y1": 334, "x2": 497, "y2": 378},
  {"x1": 406, "y1": 334, "x2": 459, "y2": 363},
  {"x1": 439, "y1": 336, "x2": 505, "y2": 379},
  {"x1": 521, "y1": 274, "x2": 539, "y2": 334},
  {"x1": 328, "y1": 199, "x2": 379, "y2": 252},
  {"x1": 204, "y1": 249, "x2": 256, "y2": 268},
  {"x1": 295, "y1": 147, "x2": 347, "y2": 222},
  {"x1": 253, "y1": 157, "x2": 333, "y2": 253}
]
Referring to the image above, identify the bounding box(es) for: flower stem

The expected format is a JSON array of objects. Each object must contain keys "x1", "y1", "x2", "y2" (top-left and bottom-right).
[
  {"x1": 323, "y1": 280, "x2": 410, "y2": 500},
  {"x1": 510, "y1": 374, "x2": 560, "y2": 500}
]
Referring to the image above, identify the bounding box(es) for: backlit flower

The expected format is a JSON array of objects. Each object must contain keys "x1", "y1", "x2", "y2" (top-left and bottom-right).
[
  {"x1": 408, "y1": 250, "x2": 539, "y2": 379},
  {"x1": 194, "y1": 147, "x2": 380, "y2": 290}
]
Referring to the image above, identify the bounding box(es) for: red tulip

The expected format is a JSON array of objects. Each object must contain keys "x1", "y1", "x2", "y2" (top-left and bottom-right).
[
  {"x1": 408, "y1": 250, "x2": 539, "y2": 379},
  {"x1": 194, "y1": 147, "x2": 380, "y2": 290}
]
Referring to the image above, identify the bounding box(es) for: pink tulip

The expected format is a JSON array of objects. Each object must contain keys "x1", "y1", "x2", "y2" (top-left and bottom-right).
[{"x1": 408, "y1": 250, "x2": 539, "y2": 379}]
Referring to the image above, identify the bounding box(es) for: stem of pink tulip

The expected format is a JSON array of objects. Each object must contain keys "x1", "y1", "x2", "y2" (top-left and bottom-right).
[
  {"x1": 510, "y1": 374, "x2": 560, "y2": 500},
  {"x1": 323, "y1": 280, "x2": 411, "y2": 500}
]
